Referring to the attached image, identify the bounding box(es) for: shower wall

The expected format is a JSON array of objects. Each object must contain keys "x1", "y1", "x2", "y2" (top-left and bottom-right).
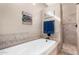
[{"x1": 62, "y1": 4, "x2": 77, "y2": 46}]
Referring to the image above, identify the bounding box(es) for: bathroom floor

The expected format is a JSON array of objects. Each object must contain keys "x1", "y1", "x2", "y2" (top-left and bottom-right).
[{"x1": 58, "y1": 50, "x2": 72, "y2": 55}]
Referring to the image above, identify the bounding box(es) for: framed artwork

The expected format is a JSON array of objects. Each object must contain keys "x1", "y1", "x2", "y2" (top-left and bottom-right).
[{"x1": 22, "y1": 11, "x2": 32, "y2": 25}]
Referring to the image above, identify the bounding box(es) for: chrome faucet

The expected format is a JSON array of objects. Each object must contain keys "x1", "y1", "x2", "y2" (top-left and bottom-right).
[{"x1": 45, "y1": 36, "x2": 50, "y2": 42}]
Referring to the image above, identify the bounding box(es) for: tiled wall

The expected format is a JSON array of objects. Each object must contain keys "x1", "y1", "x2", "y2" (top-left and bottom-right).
[
  {"x1": 0, "y1": 32, "x2": 41, "y2": 49},
  {"x1": 62, "y1": 4, "x2": 77, "y2": 46}
]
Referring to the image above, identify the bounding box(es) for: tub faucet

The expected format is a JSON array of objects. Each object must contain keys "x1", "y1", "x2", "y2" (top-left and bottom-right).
[
  {"x1": 45, "y1": 33, "x2": 51, "y2": 42},
  {"x1": 45, "y1": 37, "x2": 50, "y2": 42}
]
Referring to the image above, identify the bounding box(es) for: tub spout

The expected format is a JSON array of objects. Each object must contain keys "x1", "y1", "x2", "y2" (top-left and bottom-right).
[
  {"x1": 45, "y1": 37, "x2": 50, "y2": 42},
  {"x1": 46, "y1": 39, "x2": 48, "y2": 42}
]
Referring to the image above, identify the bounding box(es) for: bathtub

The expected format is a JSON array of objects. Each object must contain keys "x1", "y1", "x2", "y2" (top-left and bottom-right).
[{"x1": 0, "y1": 38, "x2": 57, "y2": 55}]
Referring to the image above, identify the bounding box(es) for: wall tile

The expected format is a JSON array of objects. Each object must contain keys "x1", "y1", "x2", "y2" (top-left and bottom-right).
[{"x1": 0, "y1": 32, "x2": 41, "y2": 49}]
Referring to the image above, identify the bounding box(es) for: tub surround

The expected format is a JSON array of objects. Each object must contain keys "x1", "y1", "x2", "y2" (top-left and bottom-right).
[{"x1": 0, "y1": 33, "x2": 41, "y2": 49}]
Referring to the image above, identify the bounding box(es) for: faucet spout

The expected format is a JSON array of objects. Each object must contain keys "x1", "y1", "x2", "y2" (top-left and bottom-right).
[
  {"x1": 46, "y1": 39, "x2": 48, "y2": 42},
  {"x1": 45, "y1": 36, "x2": 50, "y2": 42}
]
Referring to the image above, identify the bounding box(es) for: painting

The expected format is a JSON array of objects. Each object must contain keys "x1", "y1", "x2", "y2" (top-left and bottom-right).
[{"x1": 22, "y1": 11, "x2": 32, "y2": 25}]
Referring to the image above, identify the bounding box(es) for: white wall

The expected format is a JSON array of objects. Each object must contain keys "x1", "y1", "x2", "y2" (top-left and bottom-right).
[{"x1": 0, "y1": 3, "x2": 44, "y2": 35}]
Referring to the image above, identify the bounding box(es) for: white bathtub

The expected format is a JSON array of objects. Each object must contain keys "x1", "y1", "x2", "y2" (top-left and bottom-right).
[{"x1": 0, "y1": 38, "x2": 56, "y2": 55}]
